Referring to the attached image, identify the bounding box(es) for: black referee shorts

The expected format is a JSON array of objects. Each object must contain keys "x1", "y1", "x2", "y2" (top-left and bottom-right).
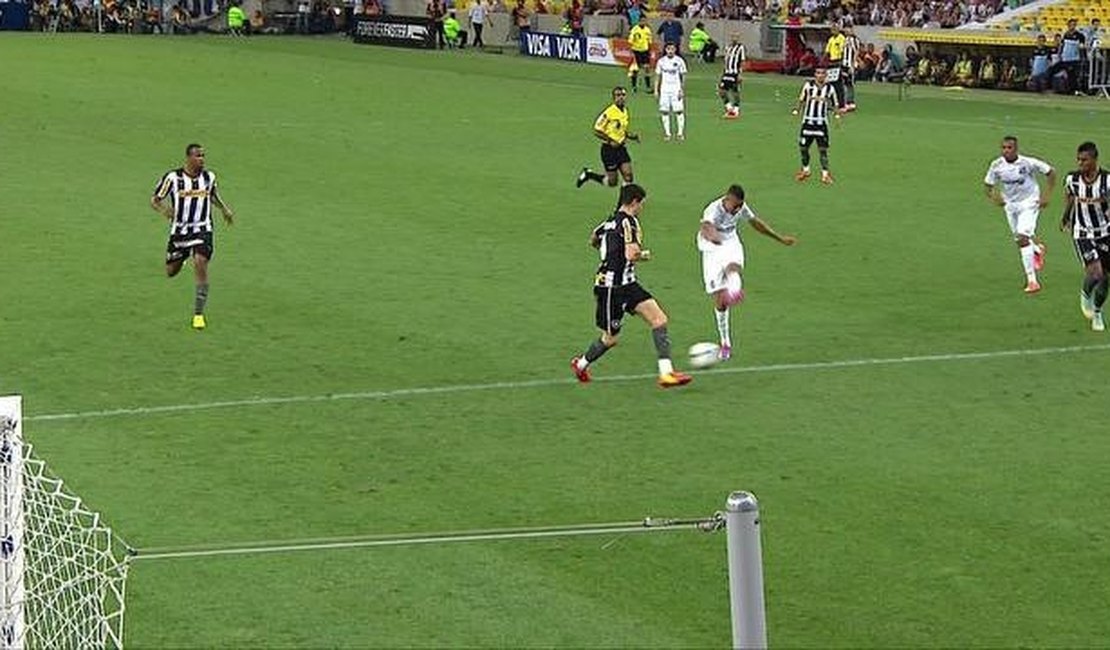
[
  {"x1": 594, "y1": 282, "x2": 653, "y2": 335},
  {"x1": 600, "y1": 143, "x2": 631, "y2": 172},
  {"x1": 633, "y1": 50, "x2": 651, "y2": 67},
  {"x1": 166, "y1": 231, "x2": 214, "y2": 263}
]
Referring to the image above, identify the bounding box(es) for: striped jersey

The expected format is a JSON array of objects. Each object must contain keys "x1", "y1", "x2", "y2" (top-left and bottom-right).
[
  {"x1": 841, "y1": 34, "x2": 860, "y2": 70},
  {"x1": 1066, "y1": 168, "x2": 1110, "y2": 239},
  {"x1": 153, "y1": 168, "x2": 220, "y2": 236},
  {"x1": 722, "y1": 43, "x2": 745, "y2": 77},
  {"x1": 797, "y1": 81, "x2": 838, "y2": 126},
  {"x1": 593, "y1": 210, "x2": 642, "y2": 287}
]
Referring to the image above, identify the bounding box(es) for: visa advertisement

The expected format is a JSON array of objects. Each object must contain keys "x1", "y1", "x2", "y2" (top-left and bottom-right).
[{"x1": 521, "y1": 32, "x2": 659, "y2": 67}]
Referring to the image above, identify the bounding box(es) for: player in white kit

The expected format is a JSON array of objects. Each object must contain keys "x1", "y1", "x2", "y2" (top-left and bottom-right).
[
  {"x1": 654, "y1": 42, "x2": 688, "y2": 141},
  {"x1": 983, "y1": 136, "x2": 1057, "y2": 293},
  {"x1": 697, "y1": 184, "x2": 797, "y2": 360}
]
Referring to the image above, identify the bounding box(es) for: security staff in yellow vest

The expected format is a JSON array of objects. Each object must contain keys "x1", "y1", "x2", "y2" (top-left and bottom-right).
[
  {"x1": 226, "y1": 1, "x2": 246, "y2": 35},
  {"x1": 628, "y1": 16, "x2": 654, "y2": 93}
]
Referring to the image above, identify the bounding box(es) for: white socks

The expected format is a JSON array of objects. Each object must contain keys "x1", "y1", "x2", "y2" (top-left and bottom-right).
[
  {"x1": 715, "y1": 308, "x2": 731, "y2": 347},
  {"x1": 660, "y1": 113, "x2": 684, "y2": 137},
  {"x1": 658, "y1": 358, "x2": 674, "y2": 375},
  {"x1": 1020, "y1": 244, "x2": 1036, "y2": 282}
]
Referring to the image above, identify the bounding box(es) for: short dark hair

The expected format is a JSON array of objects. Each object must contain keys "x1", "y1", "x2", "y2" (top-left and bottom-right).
[
  {"x1": 185, "y1": 143, "x2": 203, "y2": 156},
  {"x1": 612, "y1": 86, "x2": 627, "y2": 96},
  {"x1": 620, "y1": 183, "x2": 647, "y2": 206},
  {"x1": 1002, "y1": 135, "x2": 1018, "y2": 145},
  {"x1": 726, "y1": 184, "x2": 745, "y2": 201},
  {"x1": 1078, "y1": 141, "x2": 1100, "y2": 159}
]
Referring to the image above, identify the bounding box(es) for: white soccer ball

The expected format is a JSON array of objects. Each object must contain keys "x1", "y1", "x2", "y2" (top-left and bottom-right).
[{"x1": 687, "y1": 342, "x2": 721, "y2": 369}]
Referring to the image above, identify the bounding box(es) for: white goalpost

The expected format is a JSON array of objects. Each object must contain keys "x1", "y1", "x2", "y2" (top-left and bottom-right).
[{"x1": 0, "y1": 396, "x2": 131, "y2": 650}]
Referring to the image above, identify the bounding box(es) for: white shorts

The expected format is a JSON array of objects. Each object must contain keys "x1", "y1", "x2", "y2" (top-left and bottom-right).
[
  {"x1": 1005, "y1": 200, "x2": 1039, "y2": 238},
  {"x1": 658, "y1": 90, "x2": 684, "y2": 113},
  {"x1": 698, "y1": 235, "x2": 745, "y2": 294}
]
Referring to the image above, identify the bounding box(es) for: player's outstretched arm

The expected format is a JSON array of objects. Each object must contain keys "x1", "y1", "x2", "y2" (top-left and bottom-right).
[{"x1": 751, "y1": 217, "x2": 797, "y2": 245}]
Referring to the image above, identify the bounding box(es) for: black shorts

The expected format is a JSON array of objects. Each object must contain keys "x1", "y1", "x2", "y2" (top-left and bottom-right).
[
  {"x1": 1074, "y1": 236, "x2": 1110, "y2": 270},
  {"x1": 600, "y1": 143, "x2": 631, "y2": 172},
  {"x1": 594, "y1": 282, "x2": 653, "y2": 334},
  {"x1": 718, "y1": 73, "x2": 740, "y2": 92},
  {"x1": 633, "y1": 49, "x2": 650, "y2": 66},
  {"x1": 798, "y1": 123, "x2": 830, "y2": 148},
  {"x1": 166, "y1": 231, "x2": 214, "y2": 263}
]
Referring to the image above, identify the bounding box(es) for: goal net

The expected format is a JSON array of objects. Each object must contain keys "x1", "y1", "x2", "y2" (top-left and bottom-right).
[{"x1": 1, "y1": 396, "x2": 131, "y2": 650}]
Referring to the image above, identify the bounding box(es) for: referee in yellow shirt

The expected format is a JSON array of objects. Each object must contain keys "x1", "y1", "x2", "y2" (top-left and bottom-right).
[
  {"x1": 577, "y1": 87, "x2": 640, "y2": 188},
  {"x1": 628, "y1": 16, "x2": 654, "y2": 94},
  {"x1": 823, "y1": 22, "x2": 847, "y2": 108}
]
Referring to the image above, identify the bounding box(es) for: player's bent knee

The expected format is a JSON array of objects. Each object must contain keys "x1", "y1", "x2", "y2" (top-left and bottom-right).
[{"x1": 601, "y1": 332, "x2": 620, "y2": 347}]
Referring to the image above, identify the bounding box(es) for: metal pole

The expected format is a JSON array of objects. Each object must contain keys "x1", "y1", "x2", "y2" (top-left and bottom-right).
[{"x1": 726, "y1": 491, "x2": 766, "y2": 650}]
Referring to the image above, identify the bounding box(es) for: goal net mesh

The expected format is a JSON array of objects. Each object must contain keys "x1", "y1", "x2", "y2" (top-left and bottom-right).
[{"x1": 2, "y1": 409, "x2": 130, "y2": 649}]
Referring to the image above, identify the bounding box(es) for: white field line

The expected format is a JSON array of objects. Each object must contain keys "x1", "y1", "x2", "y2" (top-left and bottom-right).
[
  {"x1": 26, "y1": 343, "x2": 1110, "y2": 423},
  {"x1": 132, "y1": 524, "x2": 689, "y2": 561}
]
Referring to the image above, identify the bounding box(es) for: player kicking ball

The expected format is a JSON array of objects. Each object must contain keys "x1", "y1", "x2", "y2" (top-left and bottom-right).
[
  {"x1": 654, "y1": 42, "x2": 687, "y2": 141},
  {"x1": 983, "y1": 135, "x2": 1055, "y2": 294},
  {"x1": 697, "y1": 184, "x2": 796, "y2": 360}
]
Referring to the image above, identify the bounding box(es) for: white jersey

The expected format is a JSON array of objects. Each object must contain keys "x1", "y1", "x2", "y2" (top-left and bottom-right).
[
  {"x1": 700, "y1": 197, "x2": 755, "y2": 244},
  {"x1": 984, "y1": 154, "x2": 1053, "y2": 205},
  {"x1": 654, "y1": 54, "x2": 687, "y2": 93}
]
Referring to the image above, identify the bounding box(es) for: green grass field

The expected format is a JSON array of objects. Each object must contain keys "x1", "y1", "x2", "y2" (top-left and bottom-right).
[{"x1": 5, "y1": 33, "x2": 1110, "y2": 647}]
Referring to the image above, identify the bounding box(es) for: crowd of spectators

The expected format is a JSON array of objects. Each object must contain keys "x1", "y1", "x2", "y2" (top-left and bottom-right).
[
  {"x1": 554, "y1": 0, "x2": 1007, "y2": 26},
  {"x1": 28, "y1": 0, "x2": 321, "y2": 33},
  {"x1": 29, "y1": 0, "x2": 174, "y2": 32},
  {"x1": 786, "y1": 15, "x2": 1105, "y2": 95}
]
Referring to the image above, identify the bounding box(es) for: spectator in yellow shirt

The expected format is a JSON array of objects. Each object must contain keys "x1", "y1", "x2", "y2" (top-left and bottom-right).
[{"x1": 628, "y1": 17, "x2": 654, "y2": 93}]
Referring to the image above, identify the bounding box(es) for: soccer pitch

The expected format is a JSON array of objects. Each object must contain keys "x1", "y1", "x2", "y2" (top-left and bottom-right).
[{"x1": 5, "y1": 33, "x2": 1110, "y2": 646}]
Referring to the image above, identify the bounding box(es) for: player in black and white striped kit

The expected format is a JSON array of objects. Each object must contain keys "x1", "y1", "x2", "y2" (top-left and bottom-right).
[
  {"x1": 1061, "y1": 141, "x2": 1110, "y2": 331},
  {"x1": 570, "y1": 184, "x2": 692, "y2": 389},
  {"x1": 151, "y1": 144, "x2": 235, "y2": 330},
  {"x1": 840, "y1": 24, "x2": 860, "y2": 111},
  {"x1": 717, "y1": 34, "x2": 745, "y2": 119},
  {"x1": 792, "y1": 67, "x2": 842, "y2": 185}
]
